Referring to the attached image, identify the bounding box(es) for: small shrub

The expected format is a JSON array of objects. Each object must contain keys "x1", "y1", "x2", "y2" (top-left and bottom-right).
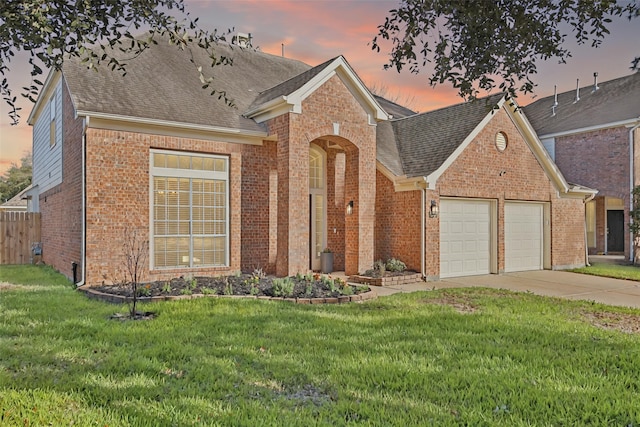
[
  {"x1": 385, "y1": 258, "x2": 406, "y2": 272},
  {"x1": 189, "y1": 278, "x2": 198, "y2": 290},
  {"x1": 339, "y1": 284, "x2": 354, "y2": 296},
  {"x1": 223, "y1": 278, "x2": 233, "y2": 295},
  {"x1": 249, "y1": 283, "x2": 260, "y2": 296},
  {"x1": 137, "y1": 284, "x2": 151, "y2": 297},
  {"x1": 374, "y1": 260, "x2": 386, "y2": 275},
  {"x1": 161, "y1": 282, "x2": 171, "y2": 294},
  {"x1": 304, "y1": 282, "x2": 313, "y2": 297},
  {"x1": 252, "y1": 268, "x2": 267, "y2": 279},
  {"x1": 180, "y1": 288, "x2": 192, "y2": 296},
  {"x1": 272, "y1": 277, "x2": 295, "y2": 297},
  {"x1": 202, "y1": 287, "x2": 213, "y2": 295}
]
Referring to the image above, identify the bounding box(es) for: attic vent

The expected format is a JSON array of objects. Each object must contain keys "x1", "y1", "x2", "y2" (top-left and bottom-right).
[
  {"x1": 495, "y1": 132, "x2": 508, "y2": 152},
  {"x1": 232, "y1": 32, "x2": 252, "y2": 47}
]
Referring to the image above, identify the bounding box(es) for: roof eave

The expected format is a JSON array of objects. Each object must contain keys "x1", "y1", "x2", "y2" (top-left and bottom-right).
[{"x1": 77, "y1": 110, "x2": 271, "y2": 145}]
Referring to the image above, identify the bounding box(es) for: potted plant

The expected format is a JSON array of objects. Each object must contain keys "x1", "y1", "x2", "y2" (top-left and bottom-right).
[{"x1": 320, "y1": 248, "x2": 334, "y2": 274}]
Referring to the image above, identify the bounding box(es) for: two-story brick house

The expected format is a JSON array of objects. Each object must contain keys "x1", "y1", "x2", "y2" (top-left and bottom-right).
[
  {"x1": 524, "y1": 73, "x2": 640, "y2": 261},
  {"x1": 27, "y1": 36, "x2": 595, "y2": 285}
]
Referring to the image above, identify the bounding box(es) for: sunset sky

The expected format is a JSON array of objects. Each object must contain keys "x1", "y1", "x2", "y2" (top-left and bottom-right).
[{"x1": 1, "y1": 0, "x2": 638, "y2": 174}]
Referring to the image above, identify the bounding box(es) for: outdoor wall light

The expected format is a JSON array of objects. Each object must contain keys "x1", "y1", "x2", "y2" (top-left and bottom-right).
[
  {"x1": 346, "y1": 200, "x2": 354, "y2": 215},
  {"x1": 429, "y1": 200, "x2": 439, "y2": 218}
]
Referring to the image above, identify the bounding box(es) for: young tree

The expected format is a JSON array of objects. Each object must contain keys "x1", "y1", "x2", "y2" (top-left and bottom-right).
[
  {"x1": 0, "y1": 152, "x2": 32, "y2": 203},
  {"x1": 1, "y1": 0, "x2": 235, "y2": 125},
  {"x1": 121, "y1": 227, "x2": 149, "y2": 318},
  {"x1": 372, "y1": 1, "x2": 640, "y2": 101}
]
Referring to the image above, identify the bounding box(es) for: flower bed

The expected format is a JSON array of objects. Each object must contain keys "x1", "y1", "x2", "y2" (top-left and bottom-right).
[{"x1": 80, "y1": 272, "x2": 376, "y2": 305}]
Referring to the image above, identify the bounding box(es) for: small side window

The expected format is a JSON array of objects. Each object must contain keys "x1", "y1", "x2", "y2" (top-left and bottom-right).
[{"x1": 49, "y1": 98, "x2": 56, "y2": 148}]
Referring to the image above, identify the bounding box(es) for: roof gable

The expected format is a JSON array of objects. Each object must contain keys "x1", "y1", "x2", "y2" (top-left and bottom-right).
[
  {"x1": 245, "y1": 56, "x2": 388, "y2": 123},
  {"x1": 377, "y1": 94, "x2": 593, "y2": 197}
]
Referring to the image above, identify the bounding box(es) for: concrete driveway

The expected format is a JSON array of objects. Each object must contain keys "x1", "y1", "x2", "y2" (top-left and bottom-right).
[{"x1": 373, "y1": 270, "x2": 640, "y2": 309}]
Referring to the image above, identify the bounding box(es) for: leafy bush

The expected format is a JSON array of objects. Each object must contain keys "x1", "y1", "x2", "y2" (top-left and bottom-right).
[
  {"x1": 272, "y1": 277, "x2": 295, "y2": 297},
  {"x1": 385, "y1": 258, "x2": 406, "y2": 272}
]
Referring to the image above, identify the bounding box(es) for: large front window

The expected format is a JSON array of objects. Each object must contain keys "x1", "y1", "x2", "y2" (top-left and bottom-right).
[{"x1": 151, "y1": 150, "x2": 229, "y2": 269}]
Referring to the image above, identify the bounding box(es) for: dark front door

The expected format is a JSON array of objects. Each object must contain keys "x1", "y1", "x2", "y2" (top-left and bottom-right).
[{"x1": 607, "y1": 210, "x2": 624, "y2": 253}]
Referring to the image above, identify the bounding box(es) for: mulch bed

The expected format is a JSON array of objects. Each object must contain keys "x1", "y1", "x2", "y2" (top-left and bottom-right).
[{"x1": 85, "y1": 274, "x2": 373, "y2": 304}]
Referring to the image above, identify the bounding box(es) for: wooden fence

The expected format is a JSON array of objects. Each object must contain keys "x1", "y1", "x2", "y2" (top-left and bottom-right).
[{"x1": 0, "y1": 212, "x2": 41, "y2": 265}]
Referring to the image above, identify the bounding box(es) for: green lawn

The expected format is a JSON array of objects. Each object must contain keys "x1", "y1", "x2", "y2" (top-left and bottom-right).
[
  {"x1": 1, "y1": 265, "x2": 640, "y2": 426},
  {"x1": 571, "y1": 262, "x2": 640, "y2": 281}
]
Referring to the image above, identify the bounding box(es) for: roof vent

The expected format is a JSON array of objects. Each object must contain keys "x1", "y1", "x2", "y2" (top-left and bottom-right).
[
  {"x1": 592, "y1": 72, "x2": 600, "y2": 92},
  {"x1": 232, "y1": 32, "x2": 252, "y2": 48},
  {"x1": 551, "y1": 85, "x2": 558, "y2": 116},
  {"x1": 573, "y1": 78, "x2": 580, "y2": 104}
]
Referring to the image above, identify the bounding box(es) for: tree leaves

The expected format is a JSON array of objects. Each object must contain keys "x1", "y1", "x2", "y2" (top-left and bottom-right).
[
  {"x1": 1, "y1": 0, "x2": 235, "y2": 125},
  {"x1": 372, "y1": 0, "x2": 639, "y2": 101}
]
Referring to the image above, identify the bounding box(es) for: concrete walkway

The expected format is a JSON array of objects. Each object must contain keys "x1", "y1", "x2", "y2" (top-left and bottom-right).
[{"x1": 369, "y1": 270, "x2": 640, "y2": 309}]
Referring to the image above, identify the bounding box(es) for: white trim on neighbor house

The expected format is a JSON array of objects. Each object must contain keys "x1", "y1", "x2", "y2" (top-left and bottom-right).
[
  {"x1": 78, "y1": 112, "x2": 270, "y2": 146},
  {"x1": 536, "y1": 118, "x2": 640, "y2": 140},
  {"x1": 245, "y1": 56, "x2": 389, "y2": 124}
]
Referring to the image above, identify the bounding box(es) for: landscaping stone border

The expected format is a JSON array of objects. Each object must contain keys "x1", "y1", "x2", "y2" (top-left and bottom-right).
[
  {"x1": 78, "y1": 286, "x2": 377, "y2": 305},
  {"x1": 348, "y1": 272, "x2": 423, "y2": 287}
]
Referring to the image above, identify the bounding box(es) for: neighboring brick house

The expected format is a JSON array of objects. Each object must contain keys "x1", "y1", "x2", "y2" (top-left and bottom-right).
[
  {"x1": 27, "y1": 36, "x2": 595, "y2": 285},
  {"x1": 524, "y1": 73, "x2": 640, "y2": 261}
]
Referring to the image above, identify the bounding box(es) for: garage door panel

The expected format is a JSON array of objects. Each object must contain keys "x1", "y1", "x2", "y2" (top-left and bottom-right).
[
  {"x1": 440, "y1": 199, "x2": 491, "y2": 278},
  {"x1": 505, "y1": 203, "x2": 543, "y2": 272}
]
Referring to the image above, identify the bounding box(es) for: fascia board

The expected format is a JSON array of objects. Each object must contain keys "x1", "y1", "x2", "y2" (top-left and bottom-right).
[
  {"x1": 294, "y1": 57, "x2": 388, "y2": 122},
  {"x1": 538, "y1": 118, "x2": 640, "y2": 139},
  {"x1": 79, "y1": 111, "x2": 268, "y2": 145},
  {"x1": 426, "y1": 97, "x2": 506, "y2": 188},
  {"x1": 376, "y1": 161, "x2": 427, "y2": 192},
  {"x1": 510, "y1": 105, "x2": 570, "y2": 193},
  {"x1": 27, "y1": 70, "x2": 62, "y2": 125}
]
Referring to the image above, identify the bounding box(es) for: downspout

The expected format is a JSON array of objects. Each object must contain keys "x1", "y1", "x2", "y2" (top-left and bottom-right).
[
  {"x1": 420, "y1": 177, "x2": 428, "y2": 281},
  {"x1": 630, "y1": 121, "x2": 640, "y2": 263},
  {"x1": 584, "y1": 191, "x2": 596, "y2": 267},
  {"x1": 421, "y1": 185, "x2": 426, "y2": 280},
  {"x1": 76, "y1": 117, "x2": 88, "y2": 287}
]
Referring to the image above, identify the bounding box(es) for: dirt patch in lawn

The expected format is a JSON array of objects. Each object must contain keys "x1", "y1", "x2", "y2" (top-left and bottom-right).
[
  {"x1": 421, "y1": 292, "x2": 478, "y2": 314},
  {"x1": 581, "y1": 310, "x2": 640, "y2": 334}
]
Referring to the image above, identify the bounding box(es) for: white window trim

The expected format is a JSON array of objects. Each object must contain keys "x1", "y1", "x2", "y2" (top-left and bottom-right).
[{"x1": 149, "y1": 149, "x2": 230, "y2": 270}]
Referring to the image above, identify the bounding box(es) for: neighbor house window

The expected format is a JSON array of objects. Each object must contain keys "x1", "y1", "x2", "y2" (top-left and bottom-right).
[
  {"x1": 49, "y1": 98, "x2": 56, "y2": 148},
  {"x1": 586, "y1": 200, "x2": 596, "y2": 248},
  {"x1": 150, "y1": 150, "x2": 229, "y2": 269}
]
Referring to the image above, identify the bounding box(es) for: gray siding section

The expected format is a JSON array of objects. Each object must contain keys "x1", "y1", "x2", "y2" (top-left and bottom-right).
[{"x1": 32, "y1": 79, "x2": 63, "y2": 193}]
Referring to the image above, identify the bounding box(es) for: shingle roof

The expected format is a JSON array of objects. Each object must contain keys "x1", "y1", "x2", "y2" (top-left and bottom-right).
[
  {"x1": 523, "y1": 72, "x2": 640, "y2": 136},
  {"x1": 248, "y1": 57, "x2": 337, "y2": 111},
  {"x1": 382, "y1": 93, "x2": 504, "y2": 178},
  {"x1": 62, "y1": 35, "x2": 312, "y2": 133}
]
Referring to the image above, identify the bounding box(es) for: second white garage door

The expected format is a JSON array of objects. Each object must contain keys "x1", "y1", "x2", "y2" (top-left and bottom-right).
[
  {"x1": 440, "y1": 199, "x2": 491, "y2": 278},
  {"x1": 505, "y1": 202, "x2": 543, "y2": 272}
]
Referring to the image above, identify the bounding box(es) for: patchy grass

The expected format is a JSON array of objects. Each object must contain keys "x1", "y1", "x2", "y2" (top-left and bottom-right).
[
  {"x1": 571, "y1": 262, "x2": 640, "y2": 281},
  {"x1": 1, "y1": 265, "x2": 640, "y2": 426}
]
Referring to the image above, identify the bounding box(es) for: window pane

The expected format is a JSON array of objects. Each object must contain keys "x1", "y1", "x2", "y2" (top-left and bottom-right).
[
  {"x1": 166, "y1": 155, "x2": 179, "y2": 169},
  {"x1": 151, "y1": 154, "x2": 228, "y2": 269},
  {"x1": 179, "y1": 155, "x2": 190, "y2": 170}
]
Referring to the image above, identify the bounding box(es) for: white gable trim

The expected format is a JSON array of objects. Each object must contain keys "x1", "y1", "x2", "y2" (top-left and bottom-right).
[
  {"x1": 425, "y1": 97, "x2": 506, "y2": 188},
  {"x1": 246, "y1": 56, "x2": 388, "y2": 124},
  {"x1": 27, "y1": 70, "x2": 62, "y2": 125}
]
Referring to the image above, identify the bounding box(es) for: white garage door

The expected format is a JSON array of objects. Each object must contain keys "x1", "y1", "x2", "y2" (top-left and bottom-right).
[
  {"x1": 440, "y1": 199, "x2": 491, "y2": 278},
  {"x1": 505, "y1": 203, "x2": 543, "y2": 272}
]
